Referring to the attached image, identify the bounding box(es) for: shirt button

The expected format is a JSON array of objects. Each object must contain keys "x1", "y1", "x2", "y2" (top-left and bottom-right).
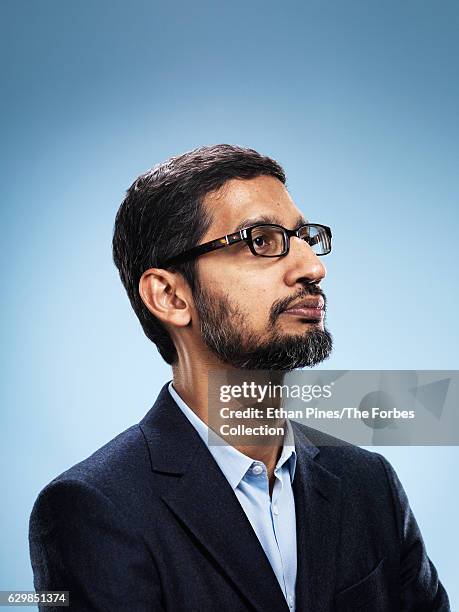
[
  {"x1": 288, "y1": 595, "x2": 294, "y2": 608},
  {"x1": 272, "y1": 504, "x2": 279, "y2": 515},
  {"x1": 251, "y1": 464, "x2": 263, "y2": 475}
]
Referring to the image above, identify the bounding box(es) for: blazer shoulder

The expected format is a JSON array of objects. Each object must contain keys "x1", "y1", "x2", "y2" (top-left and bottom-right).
[{"x1": 37, "y1": 423, "x2": 151, "y2": 503}]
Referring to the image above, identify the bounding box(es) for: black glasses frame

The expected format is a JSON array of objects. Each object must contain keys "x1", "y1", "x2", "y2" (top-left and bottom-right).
[{"x1": 159, "y1": 223, "x2": 332, "y2": 268}]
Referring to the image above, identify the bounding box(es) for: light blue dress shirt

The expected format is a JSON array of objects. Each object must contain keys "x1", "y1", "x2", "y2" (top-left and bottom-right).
[{"x1": 168, "y1": 382, "x2": 298, "y2": 611}]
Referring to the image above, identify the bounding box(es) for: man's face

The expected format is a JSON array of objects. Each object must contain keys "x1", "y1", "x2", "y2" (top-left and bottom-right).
[{"x1": 191, "y1": 175, "x2": 332, "y2": 370}]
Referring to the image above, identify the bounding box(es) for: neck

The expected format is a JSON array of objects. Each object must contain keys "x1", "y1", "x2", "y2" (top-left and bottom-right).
[{"x1": 172, "y1": 356, "x2": 286, "y2": 484}]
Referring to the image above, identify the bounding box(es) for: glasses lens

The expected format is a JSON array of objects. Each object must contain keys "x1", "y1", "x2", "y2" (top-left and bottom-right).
[
  {"x1": 298, "y1": 225, "x2": 331, "y2": 255},
  {"x1": 250, "y1": 225, "x2": 286, "y2": 256}
]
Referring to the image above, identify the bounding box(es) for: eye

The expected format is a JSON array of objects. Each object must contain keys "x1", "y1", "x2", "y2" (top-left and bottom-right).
[
  {"x1": 252, "y1": 232, "x2": 276, "y2": 254},
  {"x1": 250, "y1": 226, "x2": 285, "y2": 256},
  {"x1": 253, "y1": 234, "x2": 270, "y2": 248}
]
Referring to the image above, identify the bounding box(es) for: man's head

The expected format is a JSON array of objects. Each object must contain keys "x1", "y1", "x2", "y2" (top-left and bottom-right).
[{"x1": 113, "y1": 144, "x2": 332, "y2": 370}]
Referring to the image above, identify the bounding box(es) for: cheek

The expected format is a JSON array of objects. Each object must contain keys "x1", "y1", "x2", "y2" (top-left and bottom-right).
[
  {"x1": 232, "y1": 277, "x2": 273, "y2": 324},
  {"x1": 199, "y1": 262, "x2": 277, "y2": 321}
]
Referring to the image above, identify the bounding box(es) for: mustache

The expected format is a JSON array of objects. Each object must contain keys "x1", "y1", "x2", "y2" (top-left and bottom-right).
[{"x1": 269, "y1": 284, "x2": 327, "y2": 327}]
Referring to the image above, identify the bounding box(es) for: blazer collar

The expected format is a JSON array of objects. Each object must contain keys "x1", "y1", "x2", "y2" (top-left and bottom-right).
[
  {"x1": 140, "y1": 382, "x2": 341, "y2": 612},
  {"x1": 290, "y1": 420, "x2": 342, "y2": 611}
]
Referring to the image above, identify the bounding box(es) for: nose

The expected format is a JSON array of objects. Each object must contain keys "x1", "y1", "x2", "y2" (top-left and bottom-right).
[{"x1": 283, "y1": 236, "x2": 327, "y2": 287}]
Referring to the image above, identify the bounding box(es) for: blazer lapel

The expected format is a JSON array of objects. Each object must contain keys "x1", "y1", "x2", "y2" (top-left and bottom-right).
[
  {"x1": 140, "y1": 384, "x2": 289, "y2": 612},
  {"x1": 291, "y1": 422, "x2": 342, "y2": 611}
]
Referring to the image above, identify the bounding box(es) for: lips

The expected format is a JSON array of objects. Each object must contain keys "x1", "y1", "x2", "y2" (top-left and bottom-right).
[{"x1": 282, "y1": 296, "x2": 324, "y2": 320}]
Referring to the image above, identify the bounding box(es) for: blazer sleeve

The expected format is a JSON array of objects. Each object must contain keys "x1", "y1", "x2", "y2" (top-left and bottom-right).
[
  {"x1": 376, "y1": 455, "x2": 451, "y2": 611},
  {"x1": 29, "y1": 478, "x2": 164, "y2": 612}
]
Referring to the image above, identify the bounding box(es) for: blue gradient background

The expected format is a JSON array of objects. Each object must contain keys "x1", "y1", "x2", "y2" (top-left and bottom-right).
[{"x1": 1, "y1": 0, "x2": 458, "y2": 607}]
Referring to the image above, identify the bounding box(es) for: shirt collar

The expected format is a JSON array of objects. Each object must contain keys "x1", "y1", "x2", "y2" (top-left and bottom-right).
[
  {"x1": 277, "y1": 419, "x2": 297, "y2": 480},
  {"x1": 168, "y1": 381, "x2": 297, "y2": 489}
]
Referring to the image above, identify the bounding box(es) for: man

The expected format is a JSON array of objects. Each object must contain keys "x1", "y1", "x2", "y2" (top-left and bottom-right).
[{"x1": 29, "y1": 144, "x2": 450, "y2": 611}]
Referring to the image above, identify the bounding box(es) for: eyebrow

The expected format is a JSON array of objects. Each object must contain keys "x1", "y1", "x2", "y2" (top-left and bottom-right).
[{"x1": 233, "y1": 214, "x2": 308, "y2": 233}]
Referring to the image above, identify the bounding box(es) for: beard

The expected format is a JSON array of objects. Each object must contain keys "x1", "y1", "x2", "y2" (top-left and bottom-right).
[{"x1": 193, "y1": 282, "x2": 333, "y2": 371}]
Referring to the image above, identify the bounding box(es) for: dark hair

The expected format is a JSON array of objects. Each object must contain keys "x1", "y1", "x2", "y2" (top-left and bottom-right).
[{"x1": 112, "y1": 144, "x2": 286, "y2": 364}]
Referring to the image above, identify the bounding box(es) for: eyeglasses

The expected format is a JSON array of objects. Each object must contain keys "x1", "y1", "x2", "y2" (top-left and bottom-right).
[
  {"x1": 160, "y1": 223, "x2": 332, "y2": 268},
  {"x1": 160, "y1": 222, "x2": 332, "y2": 268}
]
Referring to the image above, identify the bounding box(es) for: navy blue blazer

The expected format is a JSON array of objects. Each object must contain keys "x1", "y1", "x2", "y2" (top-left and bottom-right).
[{"x1": 29, "y1": 382, "x2": 450, "y2": 611}]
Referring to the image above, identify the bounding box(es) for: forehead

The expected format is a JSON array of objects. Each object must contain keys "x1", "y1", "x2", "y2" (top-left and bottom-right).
[{"x1": 202, "y1": 175, "x2": 306, "y2": 237}]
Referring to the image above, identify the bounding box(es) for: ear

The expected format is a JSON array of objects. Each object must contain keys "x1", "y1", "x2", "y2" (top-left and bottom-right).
[{"x1": 139, "y1": 268, "x2": 191, "y2": 328}]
